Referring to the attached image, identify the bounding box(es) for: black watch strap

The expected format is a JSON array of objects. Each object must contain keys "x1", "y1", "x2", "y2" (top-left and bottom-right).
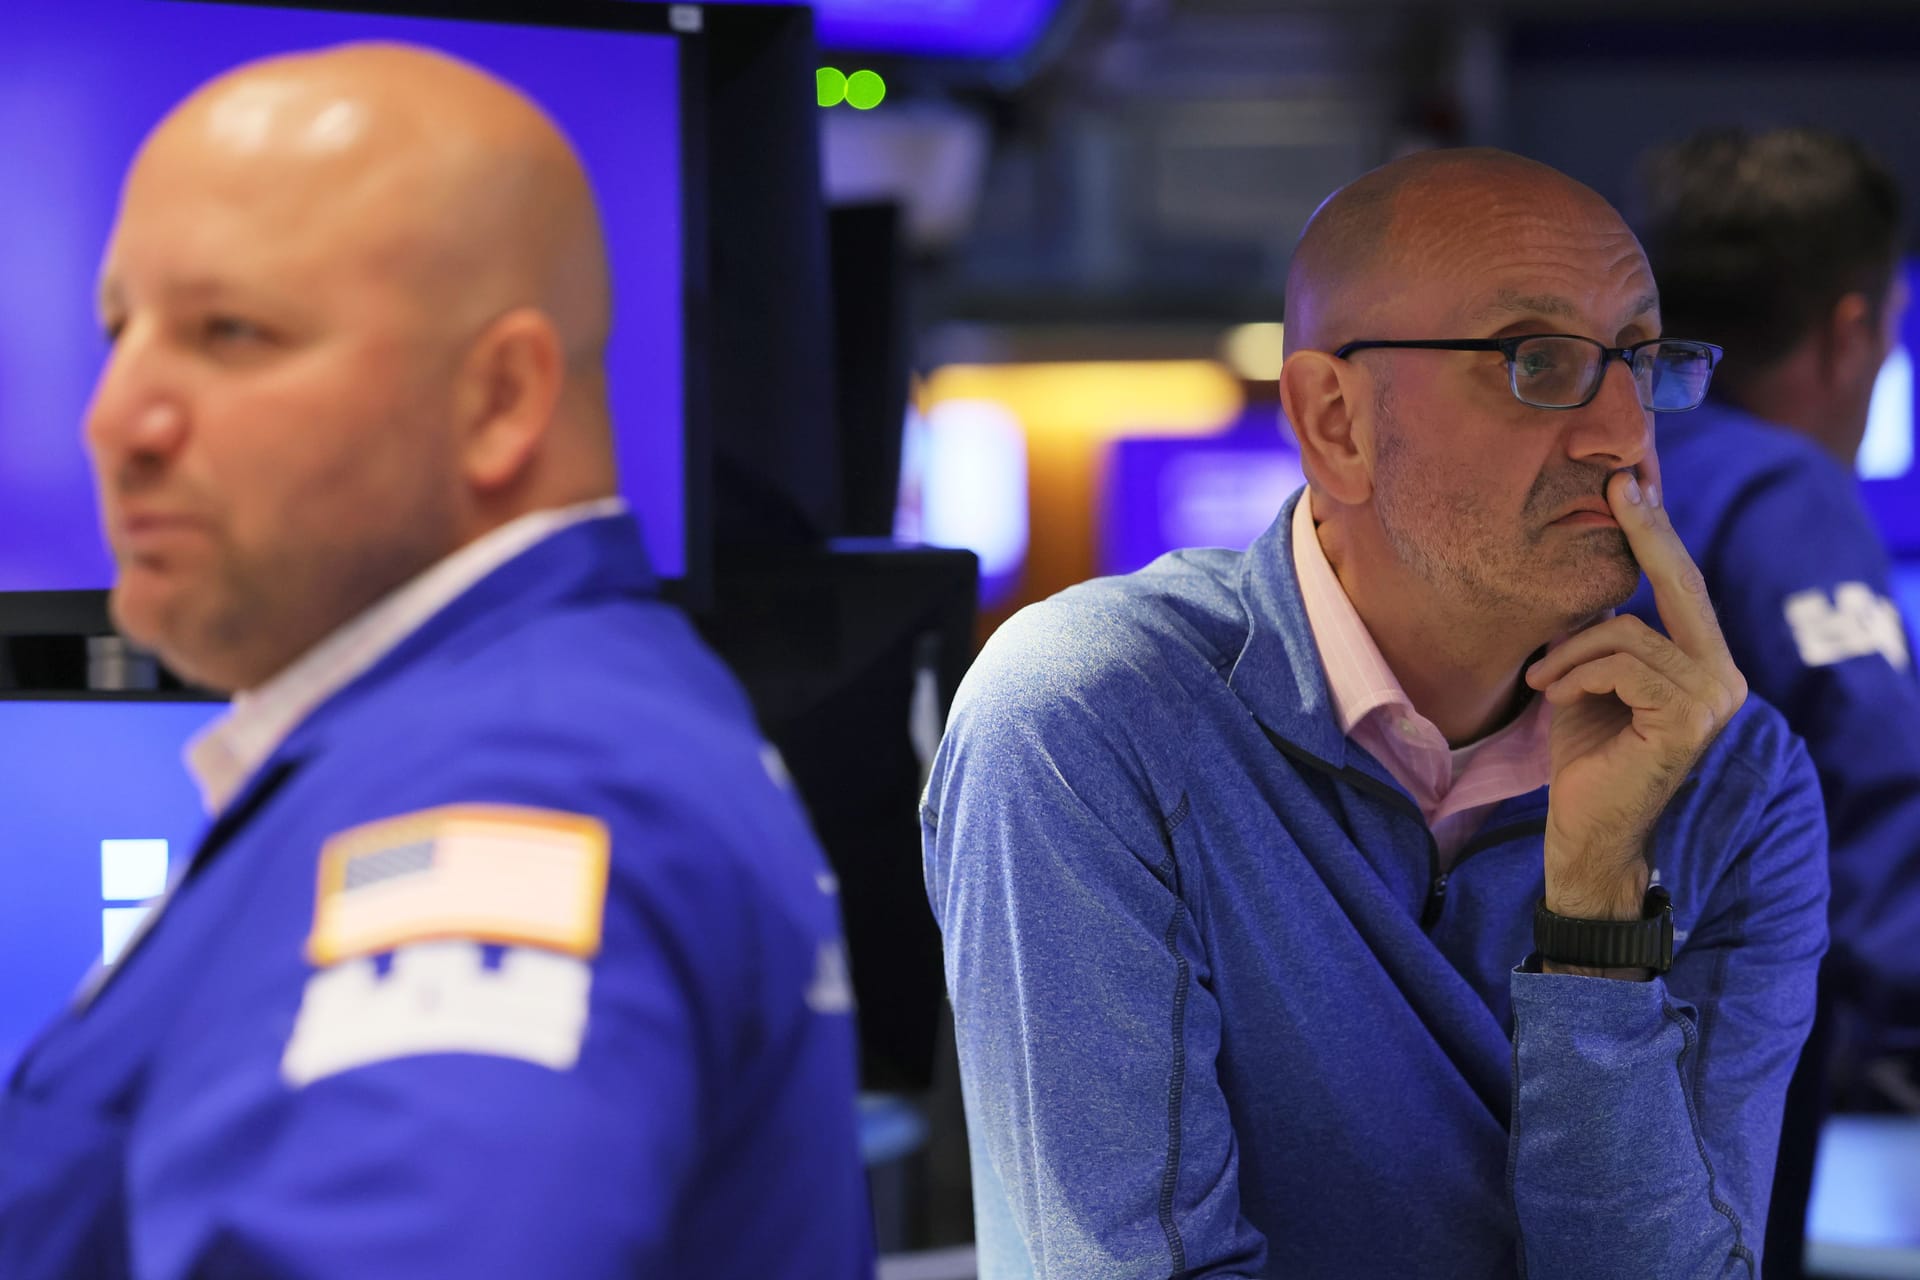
[{"x1": 1533, "y1": 885, "x2": 1674, "y2": 973}]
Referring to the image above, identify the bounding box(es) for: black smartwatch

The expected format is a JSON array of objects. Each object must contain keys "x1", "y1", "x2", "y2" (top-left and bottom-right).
[{"x1": 1533, "y1": 885, "x2": 1674, "y2": 974}]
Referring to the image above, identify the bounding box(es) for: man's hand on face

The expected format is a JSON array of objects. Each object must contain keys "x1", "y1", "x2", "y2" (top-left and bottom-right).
[{"x1": 1522, "y1": 468, "x2": 1749, "y2": 943}]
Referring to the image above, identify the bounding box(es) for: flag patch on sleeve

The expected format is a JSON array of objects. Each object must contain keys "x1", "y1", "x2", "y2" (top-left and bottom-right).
[{"x1": 307, "y1": 805, "x2": 610, "y2": 966}]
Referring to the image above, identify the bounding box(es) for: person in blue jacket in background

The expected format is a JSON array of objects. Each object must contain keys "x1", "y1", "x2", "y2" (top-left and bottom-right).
[
  {"x1": 1628, "y1": 126, "x2": 1920, "y2": 1279},
  {"x1": 925, "y1": 148, "x2": 1827, "y2": 1279},
  {"x1": 0, "y1": 43, "x2": 872, "y2": 1278}
]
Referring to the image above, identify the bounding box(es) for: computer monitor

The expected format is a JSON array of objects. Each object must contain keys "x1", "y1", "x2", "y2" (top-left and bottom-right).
[
  {"x1": 1890, "y1": 561, "x2": 1920, "y2": 636},
  {"x1": 1099, "y1": 410, "x2": 1306, "y2": 577},
  {"x1": 0, "y1": 0, "x2": 731, "y2": 630},
  {"x1": 705, "y1": 0, "x2": 1066, "y2": 60},
  {"x1": 699, "y1": 542, "x2": 978, "y2": 1090},
  {"x1": 0, "y1": 694, "x2": 223, "y2": 1074},
  {"x1": 1858, "y1": 258, "x2": 1920, "y2": 556}
]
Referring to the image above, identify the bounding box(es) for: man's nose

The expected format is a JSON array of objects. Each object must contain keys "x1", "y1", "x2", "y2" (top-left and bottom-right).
[
  {"x1": 1566, "y1": 353, "x2": 1652, "y2": 470},
  {"x1": 84, "y1": 326, "x2": 189, "y2": 465}
]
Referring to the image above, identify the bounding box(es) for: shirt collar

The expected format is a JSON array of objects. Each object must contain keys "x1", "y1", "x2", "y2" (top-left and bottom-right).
[
  {"x1": 186, "y1": 497, "x2": 627, "y2": 816},
  {"x1": 1287, "y1": 491, "x2": 1552, "y2": 808},
  {"x1": 1289, "y1": 494, "x2": 1420, "y2": 739}
]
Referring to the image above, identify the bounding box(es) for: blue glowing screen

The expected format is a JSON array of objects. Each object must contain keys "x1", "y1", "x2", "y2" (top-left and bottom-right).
[
  {"x1": 1802, "y1": 1115, "x2": 1920, "y2": 1273},
  {"x1": 1891, "y1": 562, "x2": 1920, "y2": 638},
  {"x1": 1099, "y1": 409, "x2": 1305, "y2": 577},
  {"x1": 1857, "y1": 260, "x2": 1920, "y2": 557},
  {"x1": 703, "y1": 0, "x2": 1061, "y2": 59},
  {"x1": 0, "y1": 0, "x2": 684, "y2": 591},
  {"x1": 0, "y1": 698, "x2": 223, "y2": 1074}
]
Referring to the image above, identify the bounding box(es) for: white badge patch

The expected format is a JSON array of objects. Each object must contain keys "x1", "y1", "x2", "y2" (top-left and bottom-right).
[
  {"x1": 806, "y1": 939, "x2": 856, "y2": 1015},
  {"x1": 760, "y1": 742, "x2": 795, "y2": 792},
  {"x1": 1784, "y1": 583, "x2": 1911, "y2": 672},
  {"x1": 306, "y1": 805, "x2": 610, "y2": 966},
  {"x1": 282, "y1": 939, "x2": 591, "y2": 1086}
]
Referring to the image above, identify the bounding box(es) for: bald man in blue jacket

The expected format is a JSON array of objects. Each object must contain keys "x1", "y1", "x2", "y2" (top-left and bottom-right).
[{"x1": 0, "y1": 44, "x2": 871, "y2": 1278}]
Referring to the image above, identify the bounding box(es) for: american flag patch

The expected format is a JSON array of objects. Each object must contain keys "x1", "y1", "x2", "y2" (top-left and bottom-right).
[
  {"x1": 307, "y1": 805, "x2": 610, "y2": 966},
  {"x1": 340, "y1": 840, "x2": 436, "y2": 891}
]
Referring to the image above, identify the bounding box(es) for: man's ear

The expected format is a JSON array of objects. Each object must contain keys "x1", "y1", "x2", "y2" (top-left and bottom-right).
[
  {"x1": 1821, "y1": 291, "x2": 1882, "y2": 393},
  {"x1": 1280, "y1": 349, "x2": 1374, "y2": 504},
  {"x1": 454, "y1": 308, "x2": 565, "y2": 494}
]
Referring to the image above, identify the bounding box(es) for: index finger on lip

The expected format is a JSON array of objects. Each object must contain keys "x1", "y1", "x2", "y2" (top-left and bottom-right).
[{"x1": 1607, "y1": 466, "x2": 1727, "y2": 665}]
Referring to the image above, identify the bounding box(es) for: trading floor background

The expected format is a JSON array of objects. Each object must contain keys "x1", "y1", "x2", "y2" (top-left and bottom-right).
[{"x1": 3, "y1": 1, "x2": 1918, "y2": 1277}]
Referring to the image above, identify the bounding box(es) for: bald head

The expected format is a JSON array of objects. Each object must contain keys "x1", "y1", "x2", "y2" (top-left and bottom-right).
[
  {"x1": 1283, "y1": 149, "x2": 1636, "y2": 357},
  {"x1": 134, "y1": 42, "x2": 612, "y2": 382},
  {"x1": 89, "y1": 43, "x2": 628, "y2": 691}
]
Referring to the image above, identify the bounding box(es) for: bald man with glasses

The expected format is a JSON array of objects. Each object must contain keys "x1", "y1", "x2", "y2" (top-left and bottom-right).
[{"x1": 923, "y1": 148, "x2": 1825, "y2": 1279}]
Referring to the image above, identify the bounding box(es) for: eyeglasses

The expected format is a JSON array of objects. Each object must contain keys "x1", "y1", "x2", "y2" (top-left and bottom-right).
[{"x1": 1332, "y1": 334, "x2": 1724, "y2": 412}]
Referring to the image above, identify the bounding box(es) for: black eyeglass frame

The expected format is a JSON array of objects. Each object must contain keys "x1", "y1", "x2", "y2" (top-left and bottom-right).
[{"x1": 1331, "y1": 334, "x2": 1725, "y2": 411}]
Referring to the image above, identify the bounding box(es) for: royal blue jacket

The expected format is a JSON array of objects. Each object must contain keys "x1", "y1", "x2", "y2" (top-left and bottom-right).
[
  {"x1": 0, "y1": 515, "x2": 874, "y2": 1279},
  {"x1": 1626, "y1": 400, "x2": 1920, "y2": 1021},
  {"x1": 924, "y1": 489, "x2": 1828, "y2": 1279}
]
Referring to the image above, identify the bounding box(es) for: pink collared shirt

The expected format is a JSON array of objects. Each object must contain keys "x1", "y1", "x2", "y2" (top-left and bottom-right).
[{"x1": 1290, "y1": 495, "x2": 1552, "y2": 865}]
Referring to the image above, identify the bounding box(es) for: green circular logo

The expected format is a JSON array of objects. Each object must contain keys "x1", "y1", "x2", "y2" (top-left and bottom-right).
[
  {"x1": 816, "y1": 67, "x2": 849, "y2": 109},
  {"x1": 846, "y1": 69, "x2": 887, "y2": 111}
]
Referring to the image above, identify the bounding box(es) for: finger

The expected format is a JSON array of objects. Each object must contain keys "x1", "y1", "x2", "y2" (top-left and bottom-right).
[
  {"x1": 1635, "y1": 446, "x2": 1664, "y2": 511},
  {"x1": 1542, "y1": 652, "x2": 1728, "y2": 755},
  {"x1": 1541, "y1": 651, "x2": 1675, "y2": 713},
  {"x1": 1604, "y1": 468, "x2": 1733, "y2": 676},
  {"x1": 1526, "y1": 612, "x2": 1711, "y2": 698}
]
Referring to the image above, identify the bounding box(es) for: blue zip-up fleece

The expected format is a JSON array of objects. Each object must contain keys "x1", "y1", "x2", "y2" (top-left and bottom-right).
[
  {"x1": 924, "y1": 488, "x2": 1828, "y2": 1280},
  {"x1": 1626, "y1": 401, "x2": 1920, "y2": 1023}
]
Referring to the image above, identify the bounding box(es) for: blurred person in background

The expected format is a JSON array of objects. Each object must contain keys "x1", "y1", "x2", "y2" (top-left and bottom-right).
[
  {"x1": 925, "y1": 147, "x2": 1826, "y2": 1279},
  {"x1": 0, "y1": 43, "x2": 872, "y2": 1279},
  {"x1": 1630, "y1": 125, "x2": 1920, "y2": 1279}
]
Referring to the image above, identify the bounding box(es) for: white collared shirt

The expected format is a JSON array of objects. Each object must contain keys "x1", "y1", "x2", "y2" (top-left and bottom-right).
[{"x1": 185, "y1": 498, "x2": 628, "y2": 817}]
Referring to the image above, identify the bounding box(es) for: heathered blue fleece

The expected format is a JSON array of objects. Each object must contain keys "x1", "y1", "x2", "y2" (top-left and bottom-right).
[
  {"x1": 924, "y1": 487, "x2": 1829, "y2": 1279},
  {"x1": 1626, "y1": 400, "x2": 1920, "y2": 1019}
]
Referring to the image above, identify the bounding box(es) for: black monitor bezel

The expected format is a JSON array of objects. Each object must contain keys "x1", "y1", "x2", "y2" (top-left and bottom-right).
[{"x1": 0, "y1": 688, "x2": 226, "y2": 704}]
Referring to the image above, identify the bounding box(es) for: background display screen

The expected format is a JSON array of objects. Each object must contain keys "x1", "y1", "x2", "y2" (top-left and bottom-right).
[
  {"x1": 0, "y1": 697, "x2": 223, "y2": 1073},
  {"x1": 1856, "y1": 258, "x2": 1920, "y2": 557},
  {"x1": 702, "y1": 0, "x2": 1061, "y2": 60},
  {"x1": 0, "y1": 0, "x2": 686, "y2": 591}
]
